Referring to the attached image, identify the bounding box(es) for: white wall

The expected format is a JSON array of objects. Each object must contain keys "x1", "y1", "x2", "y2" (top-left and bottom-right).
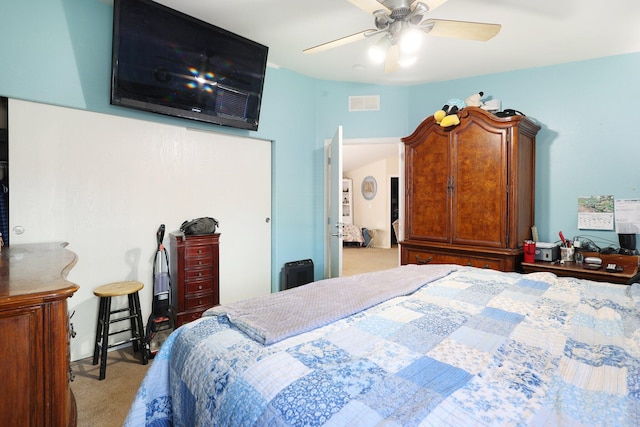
[
  {"x1": 346, "y1": 156, "x2": 398, "y2": 248},
  {"x1": 9, "y1": 100, "x2": 272, "y2": 361}
]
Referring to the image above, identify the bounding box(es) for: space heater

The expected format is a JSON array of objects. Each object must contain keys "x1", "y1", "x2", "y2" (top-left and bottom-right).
[{"x1": 283, "y1": 259, "x2": 314, "y2": 290}]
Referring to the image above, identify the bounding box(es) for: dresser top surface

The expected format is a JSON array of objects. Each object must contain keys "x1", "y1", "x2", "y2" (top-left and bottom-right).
[{"x1": 0, "y1": 242, "x2": 79, "y2": 302}]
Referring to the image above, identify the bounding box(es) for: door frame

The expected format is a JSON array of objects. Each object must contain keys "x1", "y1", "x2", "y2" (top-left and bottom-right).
[{"x1": 324, "y1": 136, "x2": 404, "y2": 278}]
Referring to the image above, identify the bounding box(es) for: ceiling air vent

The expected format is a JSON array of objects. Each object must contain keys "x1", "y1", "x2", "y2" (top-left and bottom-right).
[{"x1": 349, "y1": 95, "x2": 380, "y2": 112}]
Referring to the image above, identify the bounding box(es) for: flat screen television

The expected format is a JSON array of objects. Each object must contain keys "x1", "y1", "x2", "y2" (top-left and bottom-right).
[{"x1": 111, "y1": 0, "x2": 268, "y2": 131}]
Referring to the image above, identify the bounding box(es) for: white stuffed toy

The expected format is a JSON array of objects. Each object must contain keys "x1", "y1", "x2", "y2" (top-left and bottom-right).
[
  {"x1": 465, "y1": 91, "x2": 485, "y2": 108},
  {"x1": 467, "y1": 91, "x2": 502, "y2": 112}
]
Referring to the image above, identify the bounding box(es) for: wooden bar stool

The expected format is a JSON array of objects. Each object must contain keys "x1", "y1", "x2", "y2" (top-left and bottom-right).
[{"x1": 92, "y1": 281, "x2": 148, "y2": 380}]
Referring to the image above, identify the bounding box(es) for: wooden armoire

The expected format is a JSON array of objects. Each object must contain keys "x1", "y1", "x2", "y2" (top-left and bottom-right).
[{"x1": 400, "y1": 106, "x2": 541, "y2": 271}]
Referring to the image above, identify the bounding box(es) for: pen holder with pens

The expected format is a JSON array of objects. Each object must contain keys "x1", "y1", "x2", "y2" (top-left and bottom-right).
[{"x1": 560, "y1": 246, "x2": 574, "y2": 262}]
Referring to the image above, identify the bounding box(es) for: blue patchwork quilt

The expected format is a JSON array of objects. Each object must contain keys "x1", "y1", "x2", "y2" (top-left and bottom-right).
[{"x1": 124, "y1": 266, "x2": 640, "y2": 426}]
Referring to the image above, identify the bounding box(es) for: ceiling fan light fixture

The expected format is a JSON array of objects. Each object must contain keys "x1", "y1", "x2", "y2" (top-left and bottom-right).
[
  {"x1": 373, "y1": 9, "x2": 391, "y2": 30},
  {"x1": 368, "y1": 35, "x2": 391, "y2": 63},
  {"x1": 407, "y1": 2, "x2": 429, "y2": 24},
  {"x1": 399, "y1": 27, "x2": 423, "y2": 54}
]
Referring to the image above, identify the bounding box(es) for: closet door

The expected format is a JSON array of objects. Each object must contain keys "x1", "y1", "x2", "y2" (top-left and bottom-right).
[
  {"x1": 9, "y1": 99, "x2": 272, "y2": 362},
  {"x1": 451, "y1": 119, "x2": 507, "y2": 247},
  {"x1": 186, "y1": 129, "x2": 271, "y2": 303},
  {"x1": 405, "y1": 126, "x2": 450, "y2": 242}
]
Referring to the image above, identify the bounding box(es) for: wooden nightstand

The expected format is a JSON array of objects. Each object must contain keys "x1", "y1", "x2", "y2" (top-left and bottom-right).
[{"x1": 521, "y1": 251, "x2": 640, "y2": 284}]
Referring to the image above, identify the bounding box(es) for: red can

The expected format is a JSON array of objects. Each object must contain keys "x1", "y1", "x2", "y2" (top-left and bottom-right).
[{"x1": 524, "y1": 240, "x2": 536, "y2": 263}]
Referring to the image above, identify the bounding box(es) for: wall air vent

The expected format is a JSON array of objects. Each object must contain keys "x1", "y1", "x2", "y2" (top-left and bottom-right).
[{"x1": 349, "y1": 95, "x2": 380, "y2": 112}]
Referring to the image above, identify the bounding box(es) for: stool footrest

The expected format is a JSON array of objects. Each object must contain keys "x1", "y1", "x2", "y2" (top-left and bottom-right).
[
  {"x1": 107, "y1": 327, "x2": 135, "y2": 337},
  {"x1": 104, "y1": 313, "x2": 139, "y2": 324},
  {"x1": 104, "y1": 336, "x2": 142, "y2": 349},
  {"x1": 109, "y1": 307, "x2": 131, "y2": 315}
]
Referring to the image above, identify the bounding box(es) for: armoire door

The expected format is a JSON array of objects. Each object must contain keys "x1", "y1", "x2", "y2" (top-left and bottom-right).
[
  {"x1": 451, "y1": 120, "x2": 508, "y2": 247},
  {"x1": 405, "y1": 126, "x2": 450, "y2": 242}
]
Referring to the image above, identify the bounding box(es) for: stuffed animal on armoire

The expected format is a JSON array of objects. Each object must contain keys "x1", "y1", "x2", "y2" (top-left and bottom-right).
[
  {"x1": 434, "y1": 91, "x2": 485, "y2": 128},
  {"x1": 465, "y1": 91, "x2": 485, "y2": 108}
]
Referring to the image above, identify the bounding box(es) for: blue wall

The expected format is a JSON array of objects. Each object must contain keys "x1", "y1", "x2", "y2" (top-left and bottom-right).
[
  {"x1": 315, "y1": 81, "x2": 411, "y2": 139},
  {"x1": 2, "y1": 0, "x2": 639, "y2": 287}
]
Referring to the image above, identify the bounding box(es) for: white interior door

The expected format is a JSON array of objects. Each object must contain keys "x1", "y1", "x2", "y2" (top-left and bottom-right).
[{"x1": 327, "y1": 126, "x2": 343, "y2": 278}]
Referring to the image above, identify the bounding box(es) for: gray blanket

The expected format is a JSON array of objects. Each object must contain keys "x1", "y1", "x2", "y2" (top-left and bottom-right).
[{"x1": 204, "y1": 264, "x2": 456, "y2": 344}]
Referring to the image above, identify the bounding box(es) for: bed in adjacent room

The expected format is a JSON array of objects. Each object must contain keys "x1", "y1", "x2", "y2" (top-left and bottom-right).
[{"x1": 125, "y1": 264, "x2": 640, "y2": 426}]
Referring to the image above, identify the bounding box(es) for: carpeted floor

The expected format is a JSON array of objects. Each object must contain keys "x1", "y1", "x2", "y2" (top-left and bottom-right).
[
  {"x1": 70, "y1": 349, "x2": 150, "y2": 426},
  {"x1": 342, "y1": 245, "x2": 400, "y2": 276},
  {"x1": 71, "y1": 245, "x2": 399, "y2": 426}
]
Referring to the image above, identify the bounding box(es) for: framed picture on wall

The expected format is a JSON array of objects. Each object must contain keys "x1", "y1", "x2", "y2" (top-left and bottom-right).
[{"x1": 361, "y1": 176, "x2": 377, "y2": 200}]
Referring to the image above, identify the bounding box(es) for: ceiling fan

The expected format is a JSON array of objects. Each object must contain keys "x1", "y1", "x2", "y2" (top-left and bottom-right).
[{"x1": 303, "y1": 0, "x2": 501, "y2": 73}]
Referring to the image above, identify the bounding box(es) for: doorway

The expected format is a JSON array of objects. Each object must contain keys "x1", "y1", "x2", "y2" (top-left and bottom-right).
[{"x1": 340, "y1": 138, "x2": 402, "y2": 276}]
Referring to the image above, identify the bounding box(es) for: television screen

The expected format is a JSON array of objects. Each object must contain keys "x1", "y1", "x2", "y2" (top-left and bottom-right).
[{"x1": 111, "y1": 0, "x2": 268, "y2": 131}]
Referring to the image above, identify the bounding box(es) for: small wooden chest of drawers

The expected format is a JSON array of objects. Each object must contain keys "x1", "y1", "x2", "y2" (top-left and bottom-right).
[{"x1": 170, "y1": 232, "x2": 220, "y2": 326}]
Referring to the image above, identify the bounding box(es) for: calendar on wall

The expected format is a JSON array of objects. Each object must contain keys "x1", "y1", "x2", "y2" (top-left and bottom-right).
[{"x1": 577, "y1": 195, "x2": 614, "y2": 230}]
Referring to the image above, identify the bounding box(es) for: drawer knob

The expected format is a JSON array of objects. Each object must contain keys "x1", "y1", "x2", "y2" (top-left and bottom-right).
[
  {"x1": 198, "y1": 300, "x2": 202, "y2": 305},
  {"x1": 198, "y1": 285, "x2": 202, "y2": 290}
]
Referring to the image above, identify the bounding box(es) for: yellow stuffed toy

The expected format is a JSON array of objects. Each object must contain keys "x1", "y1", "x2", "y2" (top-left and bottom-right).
[
  {"x1": 434, "y1": 92, "x2": 485, "y2": 128},
  {"x1": 434, "y1": 98, "x2": 464, "y2": 128}
]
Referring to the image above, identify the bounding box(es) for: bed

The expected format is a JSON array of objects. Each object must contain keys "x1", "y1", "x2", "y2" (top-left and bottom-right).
[{"x1": 124, "y1": 264, "x2": 640, "y2": 426}]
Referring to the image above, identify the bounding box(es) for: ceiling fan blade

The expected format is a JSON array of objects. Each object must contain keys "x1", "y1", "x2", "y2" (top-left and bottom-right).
[
  {"x1": 421, "y1": 0, "x2": 450, "y2": 12},
  {"x1": 303, "y1": 29, "x2": 375, "y2": 54},
  {"x1": 422, "y1": 19, "x2": 501, "y2": 41},
  {"x1": 384, "y1": 44, "x2": 400, "y2": 73},
  {"x1": 348, "y1": 0, "x2": 390, "y2": 14}
]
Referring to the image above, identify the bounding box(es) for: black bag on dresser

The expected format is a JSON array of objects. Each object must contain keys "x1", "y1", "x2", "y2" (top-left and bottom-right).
[{"x1": 180, "y1": 217, "x2": 219, "y2": 235}]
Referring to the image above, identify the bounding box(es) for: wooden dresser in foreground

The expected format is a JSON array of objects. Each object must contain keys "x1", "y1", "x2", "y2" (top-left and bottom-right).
[
  {"x1": 170, "y1": 232, "x2": 220, "y2": 326},
  {"x1": 0, "y1": 242, "x2": 79, "y2": 426}
]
